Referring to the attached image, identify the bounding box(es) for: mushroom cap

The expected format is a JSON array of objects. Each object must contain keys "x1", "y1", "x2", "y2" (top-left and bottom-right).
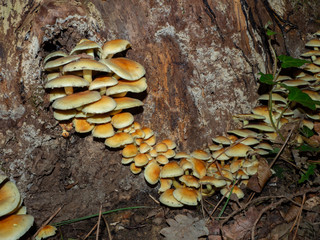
[
  {"x1": 111, "y1": 112, "x2": 134, "y2": 129},
  {"x1": 44, "y1": 55, "x2": 80, "y2": 71},
  {"x1": 244, "y1": 123, "x2": 275, "y2": 132},
  {"x1": 301, "y1": 50, "x2": 320, "y2": 57},
  {"x1": 144, "y1": 160, "x2": 160, "y2": 185},
  {"x1": 225, "y1": 143, "x2": 252, "y2": 157},
  {"x1": 43, "y1": 50, "x2": 68, "y2": 64},
  {"x1": 174, "y1": 152, "x2": 190, "y2": 159},
  {"x1": 73, "y1": 118, "x2": 94, "y2": 133},
  {"x1": 190, "y1": 158, "x2": 206, "y2": 179},
  {"x1": 35, "y1": 225, "x2": 57, "y2": 240},
  {"x1": 82, "y1": 96, "x2": 117, "y2": 114},
  {"x1": 87, "y1": 113, "x2": 112, "y2": 124},
  {"x1": 105, "y1": 132, "x2": 134, "y2": 148},
  {"x1": 212, "y1": 148, "x2": 230, "y2": 161},
  {"x1": 190, "y1": 149, "x2": 211, "y2": 160},
  {"x1": 70, "y1": 40, "x2": 101, "y2": 55},
  {"x1": 159, "y1": 189, "x2": 183, "y2": 207},
  {"x1": 254, "y1": 142, "x2": 273, "y2": 151},
  {"x1": 159, "y1": 179, "x2": 173, "y2": 192},
  {"x1": 303, "y1": 63, "x2": 320, "y2": 73},
  {"x1": 208, "y1": 143, "x2": 223, "y2": 151},
  {"x1": 89, "y1": 76, "x2": 118, "y2": 90},
  {"x1": 161, "y1": 139, "x2": 177, "y2": 149},
  {"x1": 179, "y1": 175, "x2": 200, "y2": 188},
  {"x1": 144, "y1": 135, "x2": 157, "y2": 146},
  {"x1": 230, "y1": 159, "x2": 244, "y2": 173},
  {"x1": 52, "y1": 90, "x2": 101, "y2": 110},
  {"x1": 221, "y1": 185, "x2": 244, "y2": 199},
  {"x1": 258, "y1": 93, "x2": 287, "y2": 103},
  {"x1": 92, "y1": 123, "x2": 115, "y2": 138},
  {"x1": 212, "y1": 136, "x2": 231, "y2": 145},
  {"x1": 282, "y1": 79, "x2": 309, "y2": 87},
  {"x1": 173, "y1": 187, "x2": 200, "y2": 206},
  {"x1": 122, "y1": 144, "x2": 138, "y2": 158},
  {"x1": 160, "y1": 161, "x2": 184, "y2": 178},
  {"x1": 62, "y1": 59, "x2": 111, "y2": 74},
  {"x1": 114, "y1": 97, "x2": 144, "y2": 111},
  {"x1": 141, "y1": 127, "x2": 154, "y2": 139},
  {"x1": 106, "y1": 77, "x2": 147, "y2": 95},
  {"x1": 199, "y1": 176, "x2": 227, "y2": 188},
  {"x1": 101, "y1": 39, "x2": 131, "y2": 58},
  {"x1": 233, "y1": 113, "x2": 266, "y2": 121},
  {"x1": 179, "y1": 158, "x2": 193, "y2": 171},
  {"x1": 139, "y1": 142, "x2": 151, "y2": 153},
  {"x1": 53, "y1": 109, "x2": 77, "y2": 121},
  {"x1": 45, "y1": 75, "x2": 89, "y2": 89},
  {"x1": 155, "y1": 143, "x2": 168, "y2": 153},
  {"x1": 134, "y1": 153, "x2": 149, "y2": 167},
  {"x1": 49, "y1": 88, "x2": 67, "y2": 102},
  {"x1": 156, "y1": 155, "x2": 169, "y2": 165},
  {"x1": 162, "y1": 149, "x2": 176, "y2": 159},
  {"x1": 0, "y1": 214, "x2": 34, "y2": 239},
  {"x1": 305, "y1": 39, "x2": 320, "y2": 48},
  {"x1": 45, "y1": 72, "x2": 61, "y2": 82},
  {"x1": 130, "y1": 163, "x2": 142, "y2": 174},
  {"x1": 0, "y1": 181, "x2": 21, "y2": 217},
  {"x1": 240, "y1": 137, "x2": 260, "y2": 146},
  {"x1": 103, "y1": 57, "x2": 146, "y2": 80}
]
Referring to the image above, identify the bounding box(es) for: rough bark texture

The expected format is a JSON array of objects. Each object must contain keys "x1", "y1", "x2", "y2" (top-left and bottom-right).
[{"x1": 0, "y1": 0, "x2": 319, "y2": 236}]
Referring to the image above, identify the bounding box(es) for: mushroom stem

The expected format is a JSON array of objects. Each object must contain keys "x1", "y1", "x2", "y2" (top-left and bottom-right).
[
  {"x1": 64, "y1": 87, "x2": 74, "y2": 95},
  {"x1": 83, "y1": 69, "x2": 92, "y2": 82},
  {"x1": 99, "y1": 87, "x2": 107, "y2": 95}
]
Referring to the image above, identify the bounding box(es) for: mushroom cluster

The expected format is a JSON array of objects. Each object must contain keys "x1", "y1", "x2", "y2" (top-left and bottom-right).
[
  {"x1": 43, "y1": 31, "x2": 320, "y2": 208},
  {"x1": 0, "y1": 174, "x2": 34, "y2": 239}
]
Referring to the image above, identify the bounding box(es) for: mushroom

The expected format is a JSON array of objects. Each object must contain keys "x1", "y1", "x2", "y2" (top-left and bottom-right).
[
  {"x1": 159, "y1": 189, "x2": 183, "y2": 207},
  {"x1": 92, "y1": 123, "x2": 115, "y2": 138},
  {"x1": 105, "y1": 132, "x2": 134, "y2": 148},
  {"x1": 101, "y1": 39, "x2": 131, "y2": 59},
  {"x1": 144, "y1": 160, "x2": 161, "y2": 185},
  {"x1": 89, "y1": 76, "x2": 118, "y2": 95},
  {"x1": 35, "y1": 225, "x2": 57, "y2": 240},
  {"x1": 173, "y1": 187, "x2": 200, "y2": 206},
  {"x1": 0, "y1": 214, "x2": 34, "y2": 240},
  {"x1": 45, "y1": 75, "x2": 89, "y2": 95},
  {"x1": 0, "y1": 181, "x2": 21, "y2": 217}
]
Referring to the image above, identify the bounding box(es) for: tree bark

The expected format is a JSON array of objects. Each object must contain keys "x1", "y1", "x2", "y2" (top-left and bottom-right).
[{"x1": 0, "y1": 0, "x2": 319, "y2": 230}]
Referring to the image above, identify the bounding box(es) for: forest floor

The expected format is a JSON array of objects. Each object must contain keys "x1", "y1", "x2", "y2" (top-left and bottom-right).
[{"x1": 24, "y1": 158, "x2": 320, "y2": 240}]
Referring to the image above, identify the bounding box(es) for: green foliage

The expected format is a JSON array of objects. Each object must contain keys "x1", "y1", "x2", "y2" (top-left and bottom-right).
[
  {"x1": 297, "y1": 144, "x2": 320, "y2": 152},
  {"x1": 299, "y1": 164, "x2": 316, "y2": 183},
  {"x1": 299, "y1": 126, "x2": 314, "y2": 138},
  {"x1": 273, "y1": 165, "x2": 284, "y2": 178},
  {"x1": 266, "y1": 29, "x2": 277, "y2": 36},
  {"x1": 278, "y1": 55, "x2": 310, "y2": 68},
  {"x1": 259, "y1": 73, "x2": 275, "y2": 85},
  {"x1": 282, "y1": 85, "x2": 316, "y2": 110}
]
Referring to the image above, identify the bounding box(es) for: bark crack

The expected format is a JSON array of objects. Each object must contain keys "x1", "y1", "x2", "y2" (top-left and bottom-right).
[{"x1": 202, "y1": 0, "x2": 224, "y2": 41}]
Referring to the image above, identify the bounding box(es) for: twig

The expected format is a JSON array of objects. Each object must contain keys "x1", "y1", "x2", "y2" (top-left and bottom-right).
[
  {"x1": 269, "y1": 124, "x2": 295, "y2": 168},
  {"x1": 102, "y1": 214, "x2": 112, "y2": 240},
  {"x1": 96, "y1": 205, "x2": 102, "y2": 240},
  {"x1": 291, "y1": 193, "x2": 306, "y2": 240},
  {"x1": 148, "y1": 194, "x2": 160, "y2": 204},
  {"x1": 83, "y1": 222, "x2": 98, "y2": 240},
  {"x1": 207, "y1": 191, "x2": 228, "y2": 222},
  {"x1": 32, "y1": 206, "x2": 62, "y2": 240}
]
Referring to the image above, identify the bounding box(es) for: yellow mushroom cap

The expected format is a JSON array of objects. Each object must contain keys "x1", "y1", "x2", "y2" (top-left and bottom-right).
[
  {"x1": 43, "y1": 50, "x2": 68, "y2": 64},
  {"x1": 161, "y1": 139, "x2": 177, "y2": 149},
  {"x1": 144, "y1": 160, "x2": 160, "y2": 185},
  {"x1": 73, "y1": 118, "x2": 94, "y2": 133},
  {"x1": 101, "y1": 39, "x2": 131, "y2": 58},
  {"x1": 35, "y1": 225, "x2": 57, "y2": 240},
  {"x1": 53, "y1": 109, "x2": 77, "y2": 121},
  {"x1": 156, "y1": 155, "x2": 169, "y2": 165},
  {"x1": 134, "y1": 153, "x2": 149, "y2": 167},
  {"x1": 0, "y1": 181, "x2": 21, "y2": 217},
  {"x1": 212, "y1": 136, "x2": 231, "y2": 145},
  {"x1": 179, "y1": 175, "x2": 200, "y2": 188},
  {"x1": 89, "y1": 76, "x2": 118, "y2": 90},
  {"x1": 162, "y1": 149, "x2": 176, "y2": 159},
  {"x1": 190, "y1": 158, "x2": 206, "y2": 179},
  {"x1": 144, "y1": 135, "x2": 157, "y2": 146},
  {"x1": 44, "y1": 55, "x2": 80, "y2": 71},
  {"x1": 225, "y1": 143, "x2": 252, "y2": 157},
  {"x1": 173, "y1": 187, "x2": 200, "y2": 206},
  {"x1": 92, "y1": 123, "x2": 115, "y2": 138},
  {"x1": 106, "y1": 78, "x2": 147, "y2": 95},
  {"x1": 227, "y1": 129, "x2": 258, "y2": 138},
  {"x1": 45, "y1": 75, "x2": 89, "y2": 89},
  {"x1": 62, "y1": 59, "x2": 111, "y2": 74},
  {"x1": 52, "y1": 90, "x2": 101, "y2": 110},
  {"x1": 82, "y1": 96, "x2": 117, "y2": 114},
  {"x1": 155, "y1": 143, "x2": 168, "y2": 153},
  {"x1": 212, "y1": 148, "x2": 230, "y2": 161},
  {"x1": 0, "y1": 214, "x2": 34, "y2": 240},
  {"x1": 159, "y1": 179, "x2": 173, "y2": 192},
  {"x1": 70, "y1": 40, "x2": 101, "y2": 55},
  {"x1": 130, "y1": 163, "x2": 142, "y2": 174},
  {"x1": 220, "y1": 185, "x2": 244, "y2": 199},
  {"x1": 160, "y1": 162, "x2": 184, "y2": 178},
  {"x1": 159, "y1": 189, "x2": 183, "y2": 207},
  {"x1": 190, "y1": 149, "x2": 211, "y2": 160},
  {"x1": 199, "y1": 176, "x2": 227, "y2": 188},
  {"x1": 103, "y1": 57, "x2": 146, "y2": 81},
  {"x1": 111, "y1": 112, "x2": 134, "y2": 129},
  {"x1": 105, "y1": 132, "x2": 134, "y2": 148},
  {"x1": 122, "y1": 144, "x2": 138, "y2": 158}
]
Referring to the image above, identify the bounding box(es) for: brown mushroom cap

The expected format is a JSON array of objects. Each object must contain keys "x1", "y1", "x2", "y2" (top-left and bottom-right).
[
  {"x1": 212, "y1": 136, "x2": 231, "y2": 145},
  {"x1": 156, "y1": 155, "x2": 169, "y2": 165},
  {"x1": 0, "y1": 214, "x2": 34, "y2": 240},
  {"x1": 49, "y1": 88, "x2": 67, "y2": 102},
  {"x1": 134, "y1": 153, "x2": 149, "y2": 167},
  {"x1": 89, "y1": 76, "x2": 118, "y2": 90},
  {"x1": 45, "y1": 75, "x2": 89, "y2": 89},
  {"x1": 190, "y1": 158, "x2": 206, "y2": 179},
  {"x1": 122, "y1": 144, "x2": 138, "y2": 158},
  {"x1": 62, "y1": 59, "x2": 111, "y2": 74},
  {"x1": 173, "y1": 187, "x2": 200, "y2": 206},
  {"x1": 103, "y1": 57, "x2": 146, "y2": 80},
  {"x1": 159, "y1": 189, "x2": 183, "y2": 207},
  {"x1": 52, "y1": 90, "x2": 101, "y2": 110},
  {"x1": 87, "y1": 113, "x2": 112, "y2": 124},
  {"x1": 53, "y1": 109, "x2": 77, "y2": 121},
  {"x1": 130, "y1": 163, "x2": 142, "y2": 174},
  {"x1": 35, "y1": 225, "x2": 57, "y2": 240},
  {"x1": 43, "y1": 50, "x2": 68, "y2": 64},
  {"x1": 114, "y1": 97, "x2": 144, "y2": 111},
  {"x1": 70, "y1": 40, "x2": 101, "y2": 55},
  {"x1": 199, "y1": 176, "x2": 227, "y2": 188},
  {"x1": 179, "y1": 175, "x2": 200, "y2": 188},
  {"x1": 227, "y1": 129, "x2": 258, "y2": 138},
  {"x1": 73, "y1": 118, "x2": 94, "y2": 133},
  {"x1": 212, "y1": 148, "x2": 230, "y2": 161},
  {"x1": 225, "y1": 143, "x2": 252, "y2": 157},
  {"x1": 190, "y1": 149, "x2": 211, "y2": 160},
  {"x1": 105, "y1": 132, "x2": 133, "y2": 148},
  {"x1": 161, "y1": 139, "x2": 177, "y2": 149},
  {"x1": 44, "y1": 55, "x2": 80, "y2": 71},
  {"x1": 0, "y1": 181, "x2": 21, "y2": 217},
  {"x1": 159, "y1": 179, "x2": 173, "y2": 192},
  {"x1": 82, "y1": 96, "x2": 117, "y2": 114},
  {"x1": 144, "y1": 160, "x2": 160, "y2": 185}
]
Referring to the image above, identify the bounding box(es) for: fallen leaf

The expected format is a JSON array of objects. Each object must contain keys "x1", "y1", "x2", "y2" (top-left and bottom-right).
[
  {"x1": 160, "y1": 214, "x2": 209, "y2": 240},
  {"x1": 247, "y1": 158, "x2": 272, "y2": 192}
]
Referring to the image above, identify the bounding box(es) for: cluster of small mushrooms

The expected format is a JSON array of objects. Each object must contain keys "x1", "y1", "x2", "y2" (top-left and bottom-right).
[{"x1": 42, "y1": 31, "x2": 320, "y2": 210}]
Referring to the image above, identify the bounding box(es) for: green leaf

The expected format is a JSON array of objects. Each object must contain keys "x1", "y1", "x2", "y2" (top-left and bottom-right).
[
  {"x1": 266, "y1": 29, "x2": 277, "y2": 36},
  {"x1": 297, "y1": 144, "x2": 320, "y2": 152},
  {"x1": 282, "y1": 85, "x2": 316, "y2": 110},
  {"x1": 299, "y1": 164, "x2": 316, "y2": 183},
  {"x1": 278, "y1": 55, "x2": 310, "y2": 68},
  {"x1": 259, "y1": 72, "x2": 275, "y2": 85},
  {"x1": 269, "y1": 147, "x2": 280, "y2": 154},
  {"x1": 299, "y1": 126, "x2": 314, "y2": 138}
]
